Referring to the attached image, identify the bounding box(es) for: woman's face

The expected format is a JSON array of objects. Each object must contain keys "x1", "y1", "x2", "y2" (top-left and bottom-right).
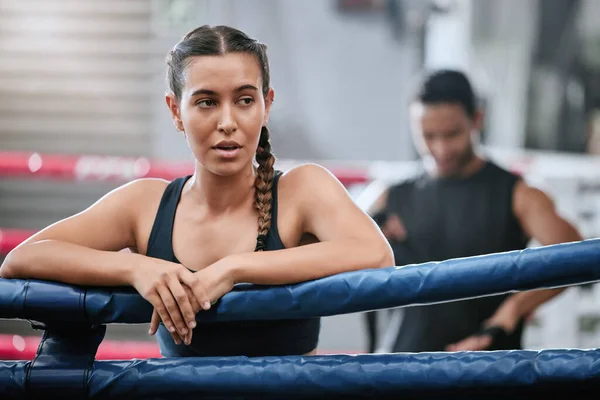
[{"x1": 167, "y1": 52, "x2": 274, "y2": 176}]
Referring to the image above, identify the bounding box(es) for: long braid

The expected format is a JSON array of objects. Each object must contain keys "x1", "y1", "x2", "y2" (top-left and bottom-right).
[{"x1": 254, "y1": 126, "x2": 275, "y2": 251}]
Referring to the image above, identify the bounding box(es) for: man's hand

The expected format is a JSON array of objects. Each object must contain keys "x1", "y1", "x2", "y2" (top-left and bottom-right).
[
  {"x1": 445, "y1": 333, "x2": 493, "y2": 352},
  {"x1": 446, "y1": 299, "x2": 520, "y2": 352},
  {"x1": 381, "y1": 214, "x2": 407, "y2": 241}
]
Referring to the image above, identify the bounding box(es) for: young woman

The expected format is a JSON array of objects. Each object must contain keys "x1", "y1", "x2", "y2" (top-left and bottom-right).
[{"x1": 0, "y1": 25, "x2": 394, "y2": 357}]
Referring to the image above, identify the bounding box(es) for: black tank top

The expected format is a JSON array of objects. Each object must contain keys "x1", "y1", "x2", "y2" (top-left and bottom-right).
[
  {"x1": 146, "y1": 171, "x2": 321, "y2": 357},
  {"x1": 385, "y1": 161, "x2": 529, "y2": 352}
]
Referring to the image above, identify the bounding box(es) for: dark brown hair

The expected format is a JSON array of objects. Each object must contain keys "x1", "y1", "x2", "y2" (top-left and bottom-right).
[
  {"x1": 416, "y1": 69, "x2": 477, "y2": 119},
  {"x1": 166, "y1": 25, "x2": 275, "y2": 251}
]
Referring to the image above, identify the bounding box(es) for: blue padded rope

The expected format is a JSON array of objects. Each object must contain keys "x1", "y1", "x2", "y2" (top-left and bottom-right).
[
  {"x1": 2, "y1": 349, "x2": 600, "y2": 399},
  {"x1": 0, "y1": 239, "x2": 598, "y2": 325}
]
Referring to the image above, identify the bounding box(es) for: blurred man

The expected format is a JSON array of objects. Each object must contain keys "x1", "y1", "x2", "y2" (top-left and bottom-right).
[{"x1": 365, "y1": 69, "x2": 582, "y2": 353}]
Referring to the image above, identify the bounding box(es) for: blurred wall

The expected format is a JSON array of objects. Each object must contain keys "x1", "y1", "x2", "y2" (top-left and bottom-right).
[
  {"x1": 0, "y1": 0, "x2": 161, "y2": 230},
  {"x1": 0, "y1": 0, "x2": 159, "y2": 156},
  {"x1": 470, "y1": 0, "x2": 539, "y2": 150}
]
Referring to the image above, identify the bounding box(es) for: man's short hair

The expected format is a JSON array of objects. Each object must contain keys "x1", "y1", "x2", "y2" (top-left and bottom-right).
[{"x1": 416, "y1": 69, "x2": 476, "y2": 118}]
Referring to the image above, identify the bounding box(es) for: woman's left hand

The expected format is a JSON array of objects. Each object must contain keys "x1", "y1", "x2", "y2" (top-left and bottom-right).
[
  {"x1": 148, "y1": 256, "x2": 237, "y2": 345},
  {"x1": 189, "y1": 256, "x2": 237, "y2": 306}
]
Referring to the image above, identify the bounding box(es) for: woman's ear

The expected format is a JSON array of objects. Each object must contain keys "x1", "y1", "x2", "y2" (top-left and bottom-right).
[
  {"x1": 165, "y1": 92, "x2": 184, "y2": 133},
  {"x1": 263, "y1": 88, "x2": 275, "y2": 126}
]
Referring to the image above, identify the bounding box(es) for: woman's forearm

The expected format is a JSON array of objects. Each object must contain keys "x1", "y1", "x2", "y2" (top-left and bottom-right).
[
  {"x1": 229, "y1": 238, "x2": 393, "y2": 285},
  {"x1": 0, "y1": 240, "x2": 141, "y2": 286}
]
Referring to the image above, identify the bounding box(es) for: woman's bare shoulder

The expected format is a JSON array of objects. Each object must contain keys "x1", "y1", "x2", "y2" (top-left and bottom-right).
[
  {"x1": 122, "y1": 178, "x2": 171, "y2": 196},
  {"x1": 101, "y1": 178, "x2": 170, "y2": 210},
  {"x1": 277, "y1": 163, "x2": 342, "y2": 195}
]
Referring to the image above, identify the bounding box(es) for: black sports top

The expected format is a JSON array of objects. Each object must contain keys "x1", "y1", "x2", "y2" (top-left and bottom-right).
[{"x1": 146, "y1": 171, "x2": 321, "y2": 357}]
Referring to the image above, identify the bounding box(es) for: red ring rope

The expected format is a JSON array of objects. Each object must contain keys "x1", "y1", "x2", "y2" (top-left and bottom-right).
[
  {"x1": 0, "y1": 229, "x2": 34, "y2": 256},
  {"x1": 0, "y1": 151, "x2": 370, "y2": 185},
  {"x1": 0, "y1": 334, "x2": 356, "y2": 360},
  {"x1": 0, "y1": 334, "x2": 161, "y2": 360}
]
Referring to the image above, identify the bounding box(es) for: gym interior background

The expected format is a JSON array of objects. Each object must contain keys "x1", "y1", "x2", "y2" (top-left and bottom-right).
[{"x1": 1, "y1": 0, "x2": 599, "y2": 354}]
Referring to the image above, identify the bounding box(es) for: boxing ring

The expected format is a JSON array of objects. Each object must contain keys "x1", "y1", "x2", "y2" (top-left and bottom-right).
[{"x1": 1, "y1": 239, "x2": 600, "y2": 398}]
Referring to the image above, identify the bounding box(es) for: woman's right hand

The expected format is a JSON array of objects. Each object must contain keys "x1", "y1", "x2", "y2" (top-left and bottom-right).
[{"x1": 131, "y1": 259, "x2": 212, "y2": 345}]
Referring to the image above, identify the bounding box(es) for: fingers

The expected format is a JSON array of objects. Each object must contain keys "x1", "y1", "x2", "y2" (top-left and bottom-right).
[
  {"x1": 446, "y1": 342, "x2": 460, "y2": 352},
  {"x1": 184, "y1": 285, "x2": 201, "y2": 313},
  {"x1": 149, "y1": 308, "x2": 186, "y2": 345},
  {"x1": 382, "y1": 214, "x2": 406, "y2": 241},
  {"x1": 149, "y1": 309, "x2": 160, "y2": 335},
  {"x1": 388, "y1": 215, "x2": 406, "y2": 238},
  {"x1": 476, "y1": 335, "x2": 493, "y2": 350},
  {"x1": 175, "y1": 286, "x2": 200, "y2": 346},
  {"x1": 184, "y1": 330, "x2": 193, "y2": 346},
  {"x1": 156, "y1": 285, "x2": 189, "y2": 338},
  {"x1": 446, "y1": 335, "x2": 492, "y2": 352},
  {"x1": 156, "y1": 270, "x2": 202, "y2": 346},
  {"x1": 166, "y1": 275, "x2": 197, "y2": 331},
  {"x1": 136, "y1": 264, "x2": 201, "y2": 347},
  {"x1": 179, "y1": 270, "x2": 212, "y2": 311},
  {"x1": 146, "y1": 290, "x2": 177, "y2": 336},
  {"x1": 170, "y1": 327, "x2": 184, "y2": 345},
  {"x1": 382, "y1": 224, "x2": 401, "y2": 240}
]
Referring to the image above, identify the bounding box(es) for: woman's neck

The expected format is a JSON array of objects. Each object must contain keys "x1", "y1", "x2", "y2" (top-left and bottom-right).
[{"x1": 185, "y1": 162, "x2": 256, "y2": 214}]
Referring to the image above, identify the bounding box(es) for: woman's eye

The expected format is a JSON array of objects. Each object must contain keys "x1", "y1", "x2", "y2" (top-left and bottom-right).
[{"x1": 197, "y1": 99, "x2": 217, "y2": 108}]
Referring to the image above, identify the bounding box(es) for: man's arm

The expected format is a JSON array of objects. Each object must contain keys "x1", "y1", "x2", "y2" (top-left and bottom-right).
[
  {"x1": 499, "y1": 180, "x2": 583, "y2": 321},
  {"x1": 514, "y1": 181, "x2": 582, "y2": 245},
  {"x1": 447, "y1": 180, "x2": 583, "y2": 351}
]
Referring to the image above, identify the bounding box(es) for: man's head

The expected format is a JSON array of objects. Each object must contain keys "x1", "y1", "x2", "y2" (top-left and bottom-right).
[{"x1": 409, "y1": 70, "x2": 483, "y2": 177}]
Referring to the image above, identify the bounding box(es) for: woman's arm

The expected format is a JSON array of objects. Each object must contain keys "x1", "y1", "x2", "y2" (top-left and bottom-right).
[
  {"x1": 234, "y1": 164, "x2": 394, "y2": 284},
  {"x1": 0, "y1": 179, "x2": 208, "y2": 342},
  {"x1": 2, "y1": 181, "x2": 138, "y2": 282},
  {"x1": 1, "y1": 180, "x2": 157, "y2": 284},
  {"x1": 193, "y1": 165, "x2": 394, "y2": 291}
]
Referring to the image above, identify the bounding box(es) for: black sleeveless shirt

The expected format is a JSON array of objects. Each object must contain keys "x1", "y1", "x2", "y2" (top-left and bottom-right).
[
  {"x1": 146, "y1": 171, "x2": 321, "y2": 357},
  {"x1": 385, "y1": 161, "x2": 529, "y2": 352}
]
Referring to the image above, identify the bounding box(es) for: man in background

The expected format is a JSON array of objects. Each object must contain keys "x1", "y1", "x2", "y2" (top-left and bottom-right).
[{"x1": 364, "y1": 69, "x2": 582, "y2": 353}]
